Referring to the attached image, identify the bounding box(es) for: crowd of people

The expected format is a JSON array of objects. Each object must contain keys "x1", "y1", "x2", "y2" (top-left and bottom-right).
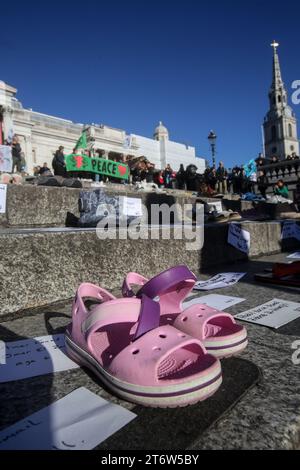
[
  {"x1": 3, "y1": 136, "x2": 298, "y2": 201},
  {"x1": 129, "y1": 159, "x2": 176, "y2": 188},
  {"x1": 200, "y1": 153, "x2": 299, "y2": 200}
]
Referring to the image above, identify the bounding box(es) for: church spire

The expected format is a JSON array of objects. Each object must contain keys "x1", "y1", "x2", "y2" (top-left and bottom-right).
[
  {"x1": 269, "y1": 41, "x2": 287, "y2": 111},
  {"x1": 271, "y1": 41, "x2": 283, "y2": 88},
  {"x1": 263, "y1": 41, "x2": 299, "y2": 160}
]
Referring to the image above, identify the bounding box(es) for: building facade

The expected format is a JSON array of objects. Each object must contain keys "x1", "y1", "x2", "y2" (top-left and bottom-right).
[
  {"x1": 0, "y1": 81, "x2": 205, "y2": 174},
  {"x1": 263, "y1": 41, "x2": 299, "y2": 160}
]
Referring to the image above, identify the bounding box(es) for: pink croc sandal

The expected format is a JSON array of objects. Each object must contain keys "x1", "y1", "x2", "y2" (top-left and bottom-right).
[
  {"x1": 65, "y1": 283, "x2": 222, "y2": 408},
  {"x1": 122, "y1": 266, "x2": 248, "y2": 359}
]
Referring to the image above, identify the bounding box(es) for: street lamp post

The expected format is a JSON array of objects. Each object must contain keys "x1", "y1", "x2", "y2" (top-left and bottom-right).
[{"x1": 208, "y1": 130, "x2": 217, "y2": 168}]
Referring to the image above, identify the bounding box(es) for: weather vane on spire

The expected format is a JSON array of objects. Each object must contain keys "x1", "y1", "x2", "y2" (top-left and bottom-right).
[{"x1": 271, "y1": 40, "x2": 279, "y2": 51}]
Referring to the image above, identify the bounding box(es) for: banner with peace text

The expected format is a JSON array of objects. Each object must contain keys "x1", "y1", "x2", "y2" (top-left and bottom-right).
[{"x1": 65, "y1": 154, "x2": 129, "y2": 180}]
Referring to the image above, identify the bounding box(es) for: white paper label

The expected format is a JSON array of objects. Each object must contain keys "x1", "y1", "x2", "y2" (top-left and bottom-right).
[
  {"x1": 228, "y1": 223, "x2": 250, "y2": 253},
  {"x1": 207, "y1": 201, "x2": 223, "y2": 213},
  {"x1": 0, "y1": 335, "x2": 79, "y2": 383},
  {"x1": 194, "y1": 273, "x2": 246, "y2": 291},
  {"x1": 183, "y1": 294, "x2": 245, "y2": 311},
  {"x1": 287, "y1": 252, "x2": 300, "y2": 259},
  {"x1": 0, "y1": 183, "x2": 7, "y2": 214},
  {"x1": 0, "y1": 145, "x2": 12, "y2": 173},
  {"x1": 235, "y1": 298, "x2": 300, "y2": 329},
  {"x1": 121, "y1": 196, "x2": 143, "y2": 217},
  {"x1": 0, "y1": 387, "x2": 136, "y2": 450}
]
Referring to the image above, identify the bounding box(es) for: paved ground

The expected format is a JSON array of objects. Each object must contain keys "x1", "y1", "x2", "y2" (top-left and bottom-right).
[{"x1": 1, "y1": 252, "x2": 300, "y2": 450}]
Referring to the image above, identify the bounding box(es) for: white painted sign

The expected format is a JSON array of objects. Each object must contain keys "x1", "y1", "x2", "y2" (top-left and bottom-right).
[
  {"x1": 282, "y1": 221, "x2": 300, "y2": 241},
  {"x1": 228, "y1": 223, "x2": 250, "y2": 253},
  {"x1": 121, "y1": 196, "x2": 143, "y2": 217},
  {"x1": 235, "y1": 298, "x2": 300, "y2": 329},
  {"x1": 0, "y1": 387, "x2": 136, "y2": 450},
  {"x1": 194, "y1": 273, "x2": 246, "y2": 291},
  {"x1": 183, "y1": 294, "x2": 245, "y2": 311},
  {"x1": 287, "y1": 252, "x2": 300, "y2": 259},
  {"x1": 0, "y1": 335, "x2": 79, "y2": 383},
  {"x1": 0, "y1": 184, "x2": 7, "y2": 214},
  {"x1": 0, "y1": 145, "x2": 12, "y2": 173}
]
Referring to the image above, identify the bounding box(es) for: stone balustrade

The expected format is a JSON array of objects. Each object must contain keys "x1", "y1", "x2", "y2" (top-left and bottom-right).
[{"x1": 258, "y1": 159, "x2": 300, "y2": 182}]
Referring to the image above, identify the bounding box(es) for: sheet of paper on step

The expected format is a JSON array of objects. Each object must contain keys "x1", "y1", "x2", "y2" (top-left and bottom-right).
[
  {"x1": 0, "y1": 334, "x2": 79, "y2": 383},
  {"x1": 228, "y1": 223, "x2": 250, "y2": 253},
  {"x1": 0, "y1": 184, "x2": 7, "y2": 214},
  {"x1": 183, "y1": 294, "x2": 245, "y2": 311},
  {"x1": 235, "y1": 298, "x2": 300, "y2": 329},
  {"x1": 0, "y1": 387, "x2": 136, "y2": 450},
  {"x1": 193, "y1": 273, "x2": 246, "y2": 291},
  {"x1": 207, "y1": 201, "x2": 223, "y2": 213},
  {"x1": 287, "y1": 252, "x2": 300, "y2": 259},
  {"x1": 120, "y1": 196, "x2": 143, "y2": 217},
  {"x1": 281, "y1": 221, "x2": 300, "y2": 241}
]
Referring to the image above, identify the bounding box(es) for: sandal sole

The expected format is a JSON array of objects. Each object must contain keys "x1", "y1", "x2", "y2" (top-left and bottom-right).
[{"x1": 65, "y1": 334, "x2": 222, "y2": 408}]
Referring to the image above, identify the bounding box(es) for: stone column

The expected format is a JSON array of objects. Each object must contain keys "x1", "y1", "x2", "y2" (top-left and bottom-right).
[{"x1": 24, "y1": 135, "x2": 33, "y2": 174}]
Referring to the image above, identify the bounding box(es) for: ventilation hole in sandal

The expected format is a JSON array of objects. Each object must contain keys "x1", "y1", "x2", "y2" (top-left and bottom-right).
[
  {"x1": 159, "y1": 334, "x2": 167, "y2": 339},
  {"x1": 153, "y1": 347, "x2": 161, "y2": 352},
  {"x1": 178, "y1": 333, "x2": 186, "y2": 338},
  {"x1": 198, "y1": 314, "x2": 203, "y2": 318},
  {"x1": 132, "y1": 349, "x2": 140, "y2": 355},
  {"x1": 182, "y1": 317, "x2": 188, "y2": 322}
]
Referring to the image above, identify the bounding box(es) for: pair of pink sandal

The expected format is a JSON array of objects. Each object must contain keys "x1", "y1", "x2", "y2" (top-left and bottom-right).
[{"x1": 65, "y1": 265, "x2": 247, "y2": 408}]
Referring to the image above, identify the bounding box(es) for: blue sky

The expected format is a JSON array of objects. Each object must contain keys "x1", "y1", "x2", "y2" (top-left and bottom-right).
[{"x1": 1, "y1": 0, "x2": 300, "y2": 168}]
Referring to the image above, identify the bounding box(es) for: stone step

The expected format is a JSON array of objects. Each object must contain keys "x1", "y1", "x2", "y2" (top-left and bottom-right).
[
  {"x1": 0, "y1": 221, "x2": 297, "y2": 316},
  {"x1": 0, "y1": 184, "x2": 200, "y2": 228}
]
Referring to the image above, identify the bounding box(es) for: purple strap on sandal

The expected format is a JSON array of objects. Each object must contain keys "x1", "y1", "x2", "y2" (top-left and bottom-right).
[
  {"x1": 136, "y1": 266, "x2": 197, "y2": 300},
  {"x1": 133, "y1": 294, "x2": 160, "y2": 341}
]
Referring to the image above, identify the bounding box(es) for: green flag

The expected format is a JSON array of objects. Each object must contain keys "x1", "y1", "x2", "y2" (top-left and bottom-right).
[{"x1": 74, "y1": 131, "x2": 87, "y2": 151}]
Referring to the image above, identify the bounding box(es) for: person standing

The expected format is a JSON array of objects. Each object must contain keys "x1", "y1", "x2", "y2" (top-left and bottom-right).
[
  {"x1": 216, "y1": 162, "x2": 227, "y2": 194},
  {"x1": 227, "y1": 168, "x2": 233, "y2": 193},
  {"x1": 176, "y1": 164, "x2": 186, "y2": 190},
  {"x1": 145, "y1": 162, "x2": 155, "y2": 183},
  {"x1": 163, "y1": 164, "x2": 173, "y2": 189},
  {"x1": 249, "y1": 170, "x2": 257, "y2": 194},
  {"x1": 12, "y1": 136, "x2": 22, "y2": 173},
  {"x1": 208, "y1": 168, "x2": 217, "y2": 192},
  {"x1": 52, "y1": 146, "x2": 66, "y2": 177},
  {"x1": 257, "y1": 171, "x2": 269, "y2": 198},
  {"x1": 156, "y1": 170, "x2": 164, "y2": 188}
]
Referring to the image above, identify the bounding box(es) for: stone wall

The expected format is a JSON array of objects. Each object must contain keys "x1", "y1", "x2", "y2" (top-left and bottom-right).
[{"x1": 0, "y1": 221, "x2": 297, "y2": 316}]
